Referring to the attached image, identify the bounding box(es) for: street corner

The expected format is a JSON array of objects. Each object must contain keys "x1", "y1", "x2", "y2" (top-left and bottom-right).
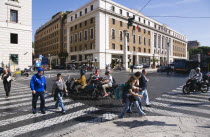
[{"x1": 67, "y1": 116, "x2": 210, "y2": 137}]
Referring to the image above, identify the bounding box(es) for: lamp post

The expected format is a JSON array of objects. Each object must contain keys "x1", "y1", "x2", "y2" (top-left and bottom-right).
[{"x1": 48, "y1": 54, "x2": 52, "y2": 71}]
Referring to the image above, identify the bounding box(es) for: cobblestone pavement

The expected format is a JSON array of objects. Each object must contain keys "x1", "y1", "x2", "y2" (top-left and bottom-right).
[{"x1": 0, "y1": 72, "x2": 210, "y2": 137}]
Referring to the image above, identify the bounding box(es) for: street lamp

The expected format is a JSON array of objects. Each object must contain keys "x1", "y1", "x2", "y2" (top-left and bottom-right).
[{"x1": 48, "y1": 54, "x2": 52, "y2": 71}]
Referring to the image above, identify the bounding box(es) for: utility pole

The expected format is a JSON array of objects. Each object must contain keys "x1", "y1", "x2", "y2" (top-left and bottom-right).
[{"x1": 123, "y1": 30, "x2": 128, "y2": 70}]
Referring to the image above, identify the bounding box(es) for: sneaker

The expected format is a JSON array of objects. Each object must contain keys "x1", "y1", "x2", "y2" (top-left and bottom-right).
[
  {"x1": 62, "y1": 111, "x2": 66, "y2": 114},
  {"x1": 118, "y1": 115, "x2": 124, "y2": 119},
  {"x1": 41, "y1": 110, "x2": 46, "y2": 114},
  {"x1": 103, "y1": 93, "x2": 109, "y2": 97},
  {"x1": 126, "y1": 110, "x2": 132, "y2": 113},
  {"x1": 139, "y1": 112, "x2": 146, "y2": 116}
]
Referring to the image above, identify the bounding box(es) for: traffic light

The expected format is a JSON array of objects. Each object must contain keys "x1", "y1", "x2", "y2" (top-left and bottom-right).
[{"x1": 128, "y1": 17, "x2": 135, "y2": 27}]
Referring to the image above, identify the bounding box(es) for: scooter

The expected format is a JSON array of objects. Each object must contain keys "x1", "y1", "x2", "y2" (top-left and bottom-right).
[
  {"x1": 182, "y1": 78, "x2": 209, "y2": 94},
  {"x1": 21, "y1": 69, "x2": 29, "y2": 77}
]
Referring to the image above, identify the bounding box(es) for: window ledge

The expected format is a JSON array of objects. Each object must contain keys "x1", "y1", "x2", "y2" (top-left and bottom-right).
[{"x1": 5, "y1": 1, "x2": 21, "y2": 8}]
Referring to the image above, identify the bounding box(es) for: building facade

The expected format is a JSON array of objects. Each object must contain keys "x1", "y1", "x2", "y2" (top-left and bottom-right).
[
  {"x1": 0, "y1": 0, "x2": 32, "y2": 71},
  {"x1": 66, "y1": 0, "x2": 187, "y2": 69},
  {"x1": 187, "y1": 40, "x2": 200, "y2": 50},
  {"x1": 34, "y1": 12, "x2": 69, "y2": 66}
]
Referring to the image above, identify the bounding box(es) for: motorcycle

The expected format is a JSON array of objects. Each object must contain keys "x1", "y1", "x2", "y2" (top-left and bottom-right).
[
  {"x1": 182, "y1": 77, "x2": 209, "y2": 94},
  {"x1": 66, "y1": 75, "x2": 100, "y2": 99},
  {"x1": 21, "y1": 69, "x2": 29, "y2": 77}
]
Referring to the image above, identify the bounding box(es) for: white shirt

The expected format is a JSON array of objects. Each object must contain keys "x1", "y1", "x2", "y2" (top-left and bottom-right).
[{"x1": 105, "y1": 75, "x2": 113, "y2": 85}]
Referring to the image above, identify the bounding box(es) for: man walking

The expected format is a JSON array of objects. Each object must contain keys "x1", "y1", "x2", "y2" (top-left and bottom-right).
[
  {"x1": 139, "y1": 69, "x2": 151, "y2": 107},
  {"x1": 30, "y1": 68, "x2": 46, "y2": 114}
]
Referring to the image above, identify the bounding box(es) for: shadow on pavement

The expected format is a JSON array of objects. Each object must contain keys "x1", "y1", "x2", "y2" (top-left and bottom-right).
[{"x1": 114, "y1": 120, "x2": 177, "y2": 128}]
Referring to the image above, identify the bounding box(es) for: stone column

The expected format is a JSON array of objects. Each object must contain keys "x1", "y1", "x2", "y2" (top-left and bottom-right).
[{"x1": 123, "y1": 30, "x2": 128, "y2": 70}]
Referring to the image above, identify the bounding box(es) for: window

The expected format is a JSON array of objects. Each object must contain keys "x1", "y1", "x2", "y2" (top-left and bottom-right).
[
  {"x1": 10, "y1": 10, "x2": 18, "y2": 23},
  {"x1": 138, "y1": 17, "x2": 141, "y2": 22},
  {"x1": 75, "y1": 14, "x2": 77, "y2": 19},
  {"x1": 133, "y1": 47, "x2": 136, "y2": 51},
  {"x1": 148, "y1": 21, "x2": 150, "y2": 26},
  {"x1": 90, "y1": 18, "x2": 94, "y2": 24},
  {"x1": 120, "y1": 45, "x2": 123, "y2": 50},
  {"x1": 138, "y1": 36, "x2": 141, "y2": 44},
  {"x1": 112, "y1": 6, "x2": 115, "y2": 12},
  {"x1": 144, "y1": 48, "x2": 146, "y2": 53},
  {"x1": 71, "y1": 47, "x2": 73, "y2": 52},
  {"x1": 148, "y1": 49, "x2": 150, "y2": 53},
  {"x1": 11, "y1": 0, "x2": 19, "y2": 2},
  {"x1": 75, "y1": 46, "x2": 77, "y2": 51},
  {"x1": 120, "y1": 9, "x2": 122, "y2": 15},
  {"x1": 148, "y1": 39, "x2": 151, "y2": 46},
  {"x1": 80, "y1": 11, "x2": 82, "y2": 16},
  {"x1": 120, "y1": 21, "x2": 123, "y2": 27},
  {"x1": 84, "y1": 30, "x2": 88, "y2": 40},
  {"x1": 138, "y1": 47, "x2": 141, "y2": 52},
  {"x1": 154, "y1": 34, "x2": 157, "y2": 47},
  {"x1": 74, "y1": 34, "x2": 77, "y2": 42},
  {"x1": 127, "y1": 12, "x2": 129, "y2": 17},
  {"x1": 90, "y1": 43, "x2": 93, "y2": 49},
  {"x1": 112, "y1": 43, "x2": 115, "y2": 49},
  {"x1": 144, "y1": 29, "x2": 146, "y2": 34},
  {"x1": 144, "y1": 37, "x2": 146, "y2": 45},
  {"x1": 79, "y1": 32, "x2": 82, "y2": 41},
  {"x1": 120, "y1": 31, "x2": 123, "y2": 41},
  {"x1": 10, "y1": 33, "x2": 18, "y2": 44},
  {"x1": 127, "y1": 33, "x2": 129, "y2": 42},
  {"x1": 80, "y1": 23, "x2": 82, "y2": 28},
  {"x1": 10, "y1": 54, "x2": 18, "y2": 64},
  {"x1": 75, "y1": 25, "x2": 77, "y2": 30},
  {"x1": 71, "y1": 16, "x2": 73, "y2": 21},
  {"x1": 85, "y1": 44, "x2": 87, "y2": 50},
  {"x1": 133, "y1": 35, "x2": 135, "y2": 43},
  {"x1": 85, "y1": 8, "x2": 87, "y2": 14},
  {"x1": 90, "y1": 28, "x2": 94, "y2": 39},
  {"x1": 148, "y1": 31, "x2": 150, "y2": 35},
  {"x1": 112, "y1": 19, "x2": 115, "y2": 25},
  {"x1": 91, "y1": 5, "x2": 93, "y2": 11},
  {"x1": 127, "y1": 46, "x2": 129, "y2": 51},
  {"x1": 85, "y1": 20, "x2": 87, "y2": 26},
  {"x1": 112, "y1": 29, "x2": 115, "y2": 39},
  {"x1": 144, "y1": 19, "x2": 146, "y2": 24},
  {"x1": 79, "y1": 54, "x2": 82, "y2": 61},
  {"x1": 133, "y1": 15, "x2": 135, "y2": 19}
]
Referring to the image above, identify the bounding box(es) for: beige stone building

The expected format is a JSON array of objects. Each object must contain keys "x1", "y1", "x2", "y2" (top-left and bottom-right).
[{"x1": 66, "y1": 0, "x2": 187, "y2": 69}]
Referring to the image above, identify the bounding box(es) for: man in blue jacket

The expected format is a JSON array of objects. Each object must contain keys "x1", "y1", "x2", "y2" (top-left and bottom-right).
[
  {"x1": 139, "y1": 69, "x2": 151, "y2": 107},
  {"x1": 30, "y1": 68, "x2": 46, "y2": 114}
]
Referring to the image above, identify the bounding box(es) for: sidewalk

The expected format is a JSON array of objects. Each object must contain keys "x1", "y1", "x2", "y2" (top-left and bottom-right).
[{"x1": 66, "y1": 116, "x2": 210, "y2": 137}]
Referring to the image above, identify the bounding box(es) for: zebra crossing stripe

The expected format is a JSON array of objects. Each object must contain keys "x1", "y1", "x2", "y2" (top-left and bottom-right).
[
  {"x1": 0, "y1": 107, "x2": 98, "y2": 137},
  {"x1": 162, "y1": 94, "x2": 210, "y2": 102},
  {"x1": 0, "y1": 93, "x2": 32, "y2": 101},
  {"x1": 0, "y1": 102, "x2": 84, "y2": 126},
  {"x1": 150, "y1": 100, "x2": 210, "y2": 115}
]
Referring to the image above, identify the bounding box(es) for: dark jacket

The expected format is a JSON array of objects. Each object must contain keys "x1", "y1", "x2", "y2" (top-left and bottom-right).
[
  {"x1": 139, "y1": 74, "x2": 147, "y2": 90},
  {"x1": 30, "y1": 73, "x2": 46, "y2": 92},
  {"x1": 1, "y1": 72, "x2": 11, "y2": 83}
]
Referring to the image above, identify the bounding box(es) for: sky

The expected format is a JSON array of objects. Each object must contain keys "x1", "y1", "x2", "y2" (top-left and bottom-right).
[{"x1": 33, "y1": 0, "x2": 210, "y2": 46}]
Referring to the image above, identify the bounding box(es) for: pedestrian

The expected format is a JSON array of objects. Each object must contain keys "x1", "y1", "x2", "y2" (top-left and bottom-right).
[
  {"x1": 167, "y1": 65, "x2": 170, "y2": 75},
  {"x1": 52, "y1": 73, "x2": 68, "y2": 114},
  {"x1": 139, "y1": 69, "x2": 151, "y2": 107},
  {"x1": 30, "y1": 68, "x2": 46, "y2": 114},
  {"x1": 1, "y1": 68, "x2": 12, "y2": 98},
  {"x1": 118, "y1": 75, "x2": 145, "y2": 118},
  {"x1": 130, "y1": 65, "x2": 134, "y2": 73}
]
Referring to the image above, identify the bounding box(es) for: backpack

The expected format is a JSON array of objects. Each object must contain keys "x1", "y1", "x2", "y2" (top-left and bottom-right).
[{"x1": 115, "y1": 83, "x2": 128, "y2": 101}]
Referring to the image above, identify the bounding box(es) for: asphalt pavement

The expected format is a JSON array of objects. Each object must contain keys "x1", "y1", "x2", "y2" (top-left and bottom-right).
[{"x1": 0, "y1": 70, "x2": 209, "y2": 137}]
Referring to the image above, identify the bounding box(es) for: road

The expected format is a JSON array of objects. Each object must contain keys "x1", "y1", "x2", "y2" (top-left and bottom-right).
[{"x1": 0, "y1": 70, "x2": 209, "y2": 137}]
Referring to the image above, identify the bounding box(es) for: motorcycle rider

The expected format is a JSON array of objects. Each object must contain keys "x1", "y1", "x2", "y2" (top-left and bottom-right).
[
  {"x1": 194, "y1": 67, "x2": 203, "y2": 90},
  {"x1": 72, "y1": 70, "x2": 87, "y2": 91},
  {"x1": 101, "y1": 70, "x2": 113, "y2": 97}
]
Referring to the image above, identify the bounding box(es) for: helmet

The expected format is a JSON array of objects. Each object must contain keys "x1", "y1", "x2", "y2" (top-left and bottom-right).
[
  {"x1": 196, "y1": 67, "x2": 201, "y2": 71},
  {"x1": 81, "y1": 70, "x2": 86, "y2": 75}
]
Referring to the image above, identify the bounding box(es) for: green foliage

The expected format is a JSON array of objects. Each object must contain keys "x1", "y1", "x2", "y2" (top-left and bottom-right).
[{"x1": 189, "y1": 46, "x2": 210, "y2": 57}]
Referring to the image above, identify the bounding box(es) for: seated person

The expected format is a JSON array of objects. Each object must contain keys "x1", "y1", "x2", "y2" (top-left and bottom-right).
[
  {"x1": 72, "y1": 70, "x2": 87, "y2": 90},
  {"x1": 101, "y1": 71, "x2": 113, "y2": 97}
]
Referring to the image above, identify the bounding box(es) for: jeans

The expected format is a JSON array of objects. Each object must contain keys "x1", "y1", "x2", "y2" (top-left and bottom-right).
[
  {"x1": 128, "y1": 95, "x2": 142, "y2": 112},
  {"x1": 119, "y1": 95, "x2": 145, "y2": 118},
  {"x1": 55, "y1": 91, "x2": 65, "y2": 111},
  {"x1": 32, "y1": 91, "x2": 45, "y2": 112},
  {"x1": 139, "y1": 89, "x2": 150, "y2": 105},
  {"x1": 3, "y1": 81, "x2": 11, "y2": 97}
]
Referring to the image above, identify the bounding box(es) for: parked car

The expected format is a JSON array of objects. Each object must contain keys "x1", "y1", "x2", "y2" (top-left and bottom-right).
[
  {"x1": 143, "y1": 64, "x2": 150, "y2": 68},
  {"x1": 134, "y1": 64, "x2": 143, "y2": 69},
  {"x1": 0, "y1": 67, "x2": 4, "y2": 75},
  {"x1": 157, "y1": 66, "x2": 167, "y2": 72}
]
